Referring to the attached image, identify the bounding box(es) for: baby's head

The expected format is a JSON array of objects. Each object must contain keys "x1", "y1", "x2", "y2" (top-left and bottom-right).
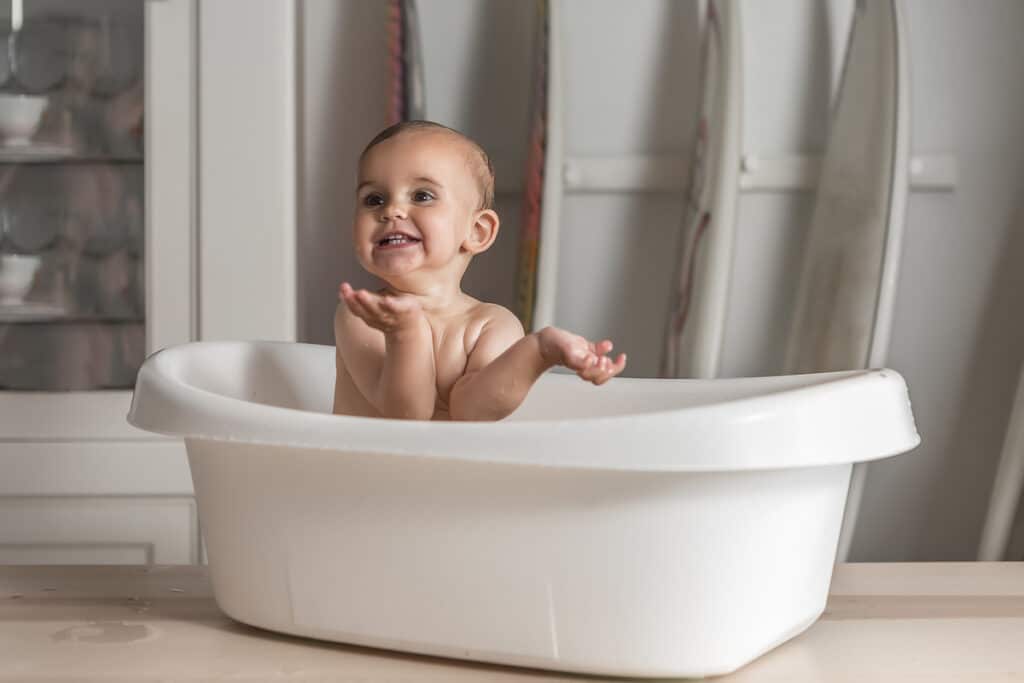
[
  {"x1": 353, "y1": 121, "x2": 499, "y2": 290},
  {"x1": 361, "y1": 121, "x2": 495, "y2": 210}
]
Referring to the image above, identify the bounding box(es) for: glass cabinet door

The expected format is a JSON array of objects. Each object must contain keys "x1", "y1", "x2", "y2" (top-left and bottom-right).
[
  {"x1": 0, "y1": 0, "x2": 193, "y2": 440},
  {"x1": 0, "y1": 0, "x2": 144, "y2": 391}
]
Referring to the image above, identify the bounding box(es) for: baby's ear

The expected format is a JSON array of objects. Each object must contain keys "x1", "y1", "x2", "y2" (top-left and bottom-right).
[{"x1": 463, "y1": 209, "x2": 500, "y2": 255}]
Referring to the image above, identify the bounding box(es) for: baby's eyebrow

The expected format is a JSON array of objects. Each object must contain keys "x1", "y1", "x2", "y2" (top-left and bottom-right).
[{"x1": 355, "y1": 177, "x2": 441, "y2": 193}]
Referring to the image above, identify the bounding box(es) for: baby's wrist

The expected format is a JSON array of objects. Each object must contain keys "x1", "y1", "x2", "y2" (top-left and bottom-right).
[{"x1": 533, "y1": 328, "x2": 559, "y2": 368}]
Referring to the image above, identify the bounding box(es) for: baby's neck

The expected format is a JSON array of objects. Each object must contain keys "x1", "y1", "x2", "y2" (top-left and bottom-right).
[{"x1": 381, "y1": 280, "x2": 470, "y2": 315}]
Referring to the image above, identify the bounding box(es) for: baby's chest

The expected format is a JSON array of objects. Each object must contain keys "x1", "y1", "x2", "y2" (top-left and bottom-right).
[{"x1": 429, "y1": 323, "x2": 475, "y2": 399}]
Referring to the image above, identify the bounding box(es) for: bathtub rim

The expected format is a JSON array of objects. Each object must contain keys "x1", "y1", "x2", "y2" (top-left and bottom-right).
[{"x1": 128, "y1": 341, "x2": 921, "y2": 473}]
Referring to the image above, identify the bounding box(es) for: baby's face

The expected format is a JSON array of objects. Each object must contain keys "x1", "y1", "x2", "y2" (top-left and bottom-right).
[{"x1": 354, "y1": 131, "x2": 483, "y2": 284}]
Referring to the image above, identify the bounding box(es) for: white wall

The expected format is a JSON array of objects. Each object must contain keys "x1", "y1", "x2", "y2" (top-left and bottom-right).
[
  {"x1": 298, "y1": 0, "x2": 389, "y2": 345},
  {"x1": 850, "y1": 0, "x2": 1024, "y2": 561},
  {"x1": 299, "y1": 0, "x2": 1024, "y2": 561},
  {"x1": 712, "y1": 0, "x2": 1024, "y2": 561},
  {"x1": 200, "y1": 0, "x2": 297, "y2": 342}
]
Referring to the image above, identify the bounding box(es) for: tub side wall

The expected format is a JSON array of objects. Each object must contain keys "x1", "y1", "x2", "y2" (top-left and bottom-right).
[{"x1": 187, "y1": 438, "x2": 851, "y2": 676}]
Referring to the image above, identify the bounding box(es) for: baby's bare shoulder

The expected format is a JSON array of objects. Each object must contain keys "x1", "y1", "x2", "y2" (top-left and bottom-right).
[
  {"x1": 469, "y1": 302, "x2": 524, "y2": 335},
  {"x1": 459, "y1": 302, "x2": 524, "y2": 358}
]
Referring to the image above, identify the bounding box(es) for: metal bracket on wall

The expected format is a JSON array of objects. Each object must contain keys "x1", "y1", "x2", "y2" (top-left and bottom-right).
[
  {"x1": 555, "y1": 153, "x2": 957, "y2": 195},
  {"x1": 562, "y1": 155, "x2": 688, "y2": 194},
  {"x1": 738, "y1": 153, "x2": 958, "y2": 193}
]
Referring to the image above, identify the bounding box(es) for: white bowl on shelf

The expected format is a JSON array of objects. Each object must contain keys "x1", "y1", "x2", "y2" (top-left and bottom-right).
[
  {"x1": 0, "y1": 253, "x2": 41, "y2": 305},
  {"x1": 0, "y1": 94, "x2": 48, "y2": 146}
]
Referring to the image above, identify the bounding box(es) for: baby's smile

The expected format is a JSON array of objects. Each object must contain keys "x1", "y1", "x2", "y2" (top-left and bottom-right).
[{"x1": 375, "y1": 230, "x2": 422, "y2": 250}]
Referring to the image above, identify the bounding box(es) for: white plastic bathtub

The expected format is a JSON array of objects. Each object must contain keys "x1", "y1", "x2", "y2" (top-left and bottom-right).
[{"x1": 128, "y1": 340, "x2": 919, "y2": 678}]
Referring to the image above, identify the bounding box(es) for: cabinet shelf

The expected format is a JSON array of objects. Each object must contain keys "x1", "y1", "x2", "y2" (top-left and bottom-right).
[
  {"x1": 0, "y1": 145, "x2": 143, "y2": 165},
  {"x1": 0, "y1": 304, "x2": 143, "y2": 324}
]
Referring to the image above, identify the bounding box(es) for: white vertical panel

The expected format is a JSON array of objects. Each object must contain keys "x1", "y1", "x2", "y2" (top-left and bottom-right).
[
  {"x1": 147, "y1": 0, "x2": 197, "y2": 353},
  {"x1": 199, "y1": 0, "x2": 297, "y2": 341},
  {"x1": 556, "y1": 0, "x2": 702, "y2": 377},
  {"x1": 298, "y1": 1, "x2": 390, "y2": 345}
]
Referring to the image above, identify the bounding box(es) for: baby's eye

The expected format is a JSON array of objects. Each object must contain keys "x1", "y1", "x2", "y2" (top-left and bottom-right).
[
  {"x1": 412, "y1": 190, "x2": 435, "y2": 202},
  {"x1": 362, "y1": 193, "x2": 384, "y2": 207}
]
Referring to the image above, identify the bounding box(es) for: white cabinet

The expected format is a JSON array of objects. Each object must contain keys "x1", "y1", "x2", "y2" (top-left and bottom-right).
[
  {"x1": 0, "y1": 441, "x2": 197, "y2": 565},
  {"x1": 0, "y1": 497, "x2": 198, "y2": 565},
  {"x1": 0, "y1": 0, "x2": 298, "y2": 564}
]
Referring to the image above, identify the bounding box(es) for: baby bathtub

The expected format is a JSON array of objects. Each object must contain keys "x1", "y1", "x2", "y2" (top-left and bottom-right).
[{"x1": 128, "y1": 340, "x2": 919, "y2": 678}]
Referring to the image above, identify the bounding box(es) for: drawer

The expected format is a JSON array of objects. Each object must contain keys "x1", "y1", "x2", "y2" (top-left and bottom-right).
[{"x1": 0, "y1": 496, "x2": 198, "y2": 564}]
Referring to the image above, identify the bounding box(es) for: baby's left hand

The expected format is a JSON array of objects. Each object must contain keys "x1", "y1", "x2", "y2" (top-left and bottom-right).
[{"x1": 536, "y1": 326, "x2": 627, "y2": 385}]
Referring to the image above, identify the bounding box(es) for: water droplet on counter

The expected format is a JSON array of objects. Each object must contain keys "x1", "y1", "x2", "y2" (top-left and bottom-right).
[{"x1": 51, "y1": 621, "x2": 154, "y2": 644}]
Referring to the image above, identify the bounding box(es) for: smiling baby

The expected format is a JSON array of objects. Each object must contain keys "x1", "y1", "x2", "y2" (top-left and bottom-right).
[{"x1": 333, "y1": 121, "x2": 626, "y2": 421}]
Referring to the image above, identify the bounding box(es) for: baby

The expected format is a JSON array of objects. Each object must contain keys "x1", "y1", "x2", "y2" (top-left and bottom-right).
[{"x1": 333, "y1": 121, "x2": 627, "y2": 421}]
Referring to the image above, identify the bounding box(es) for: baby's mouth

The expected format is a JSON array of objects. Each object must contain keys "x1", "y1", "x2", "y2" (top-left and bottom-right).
[{"x1": 375, "y1": 231, "x2": 421, "y2": 249}]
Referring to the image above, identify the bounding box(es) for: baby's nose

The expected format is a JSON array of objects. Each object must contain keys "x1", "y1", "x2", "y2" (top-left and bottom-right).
[{"x1": 380, "y1": 202, "x2": 408, "y2": 221}]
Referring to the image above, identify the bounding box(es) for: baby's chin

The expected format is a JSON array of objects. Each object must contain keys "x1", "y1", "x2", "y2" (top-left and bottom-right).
[
  {"x1": 364, "y1": 257, "x2": 416, "y2": 277},
  {"x1": 359, "y1": 258, "x2": 420, "y2": 287},
  {"x1": 357, "y1": 247, "x2": 468, "y2": 286}
]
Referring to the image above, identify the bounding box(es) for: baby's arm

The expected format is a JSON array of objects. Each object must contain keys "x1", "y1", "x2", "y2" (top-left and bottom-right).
[
  {"x1": 448, "y1": 310, "x2": 626, "y2": 421},
  {"x1": 335, "y1": 283, "x2": 437, "y2": 420}
]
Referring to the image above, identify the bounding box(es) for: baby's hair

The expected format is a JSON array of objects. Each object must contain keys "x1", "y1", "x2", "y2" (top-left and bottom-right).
[{"x1": 360, "y1": 120, "x2": 496, "y2": 210}]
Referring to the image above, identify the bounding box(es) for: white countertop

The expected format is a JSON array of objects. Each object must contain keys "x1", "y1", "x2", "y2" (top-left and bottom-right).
[{"x1": 1, "y1": 562, "x2": 1023, "y2": 681}]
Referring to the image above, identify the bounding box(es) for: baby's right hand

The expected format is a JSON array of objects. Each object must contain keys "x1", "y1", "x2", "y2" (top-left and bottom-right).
[{"x1": 339, "y1": 282, "x2": 424, "y2": 335}]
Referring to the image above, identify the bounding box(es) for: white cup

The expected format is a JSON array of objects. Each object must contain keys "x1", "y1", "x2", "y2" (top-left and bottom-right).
[
  {"x1": 0, "y1": 94, "x2": 48, "y2": 146},
  {"x1": 0, "y1": 254, "x2": 42, "y2": 305}
]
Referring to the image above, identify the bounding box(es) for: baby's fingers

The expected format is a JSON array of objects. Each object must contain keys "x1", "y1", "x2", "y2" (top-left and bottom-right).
[
  {"x1": 339, "y1": 282, "x2": 363, "y2": 308},
  {"x1": 355, "y1": 289, "x2": 387, "y2": 316},
  {"x1": 580, "y1": 353, "x2": 626, "y2": 385},
  {"x1": 340, "y1": 284, "x2": 368, "y2": 315},
  {"x1": 339, "y1": 283, "x2": 369, "y2": 305},
  {"x1": 564, "y1": 348, "x2": 598, "y2": 372},
  {"x1": 593, "y1": 353, "x2": 627, "y2": 385},
  {"x1": 351, "y1": 289, "x2": 393, "y2": 326},
  {"x1": 577, "y1": 354, "x2": 608, "y2": 382}
]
